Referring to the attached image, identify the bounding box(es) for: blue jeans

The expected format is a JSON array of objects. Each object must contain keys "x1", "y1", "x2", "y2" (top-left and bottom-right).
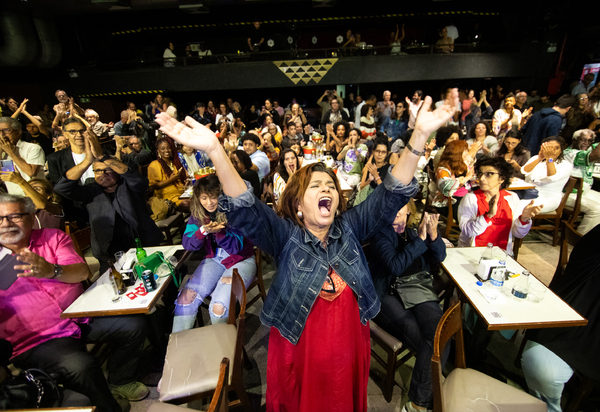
[
  {"x1": 521, "y1": 340, "x2": 574, "y2": 412},
  {"x1": 173, "y1": 253, "x2": 256, "y2": 330},
  {"x1": 373, "y1": 295, "x2": 448, "y2": 409}
]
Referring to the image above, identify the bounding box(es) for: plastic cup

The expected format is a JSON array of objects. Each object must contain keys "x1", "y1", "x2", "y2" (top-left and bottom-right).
[
  {"x1": 114, "y1": 251, "x2": 125, "y2": 268},
  {"x1": 528, "y1": 283, "x2": 546, "y2": 303}
]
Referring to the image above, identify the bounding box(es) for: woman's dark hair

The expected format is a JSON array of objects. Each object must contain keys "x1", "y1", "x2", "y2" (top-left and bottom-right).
[
  {"x1": 468, "y1": 121, "x2": 491, "y2": 140},
  {"x1": 474, "y1": 157, "x2": 513, "y2": 190},
  {"x1": 155, "y1": 137, "x2": 186, "y2": 184},
  {"x1": 232, "y1": 149, "x2": 252, "y2": 171},
  {"x1": 196, "y1": 102, "x2": 205, "y2": 108},
  {"x1": 279, "y1": 162, "x2": 345, "y2": 227},
  {"x1": 241, "y1": 133, "x2": 261, "y2": 146},
  {"x1": 190, "y1": 174, "x2": 226, "y2": 225},
  {"x1": 392, "y1": 101, "x2": 409, "y2": 122},
  {"x1": 436, "y1": 125, "x2": 462, "y2": 148},
  {"x1": 276, "y1": 149, "x2": 301, "y2": 183},
  {"x1": 265, "y1": 98, "x2": 274, "y2": 108},
  {"x1": 371, "y1": 134, "x2": 390, "y2": 163},
  {"x1": 361, "y1": 104, "x2": 373, "y2": 117},
  {"x1": 496, "y1": 130, "x2": 527, "y2": 157},
  {"x1": 333, "y1": 120, "x2": 350, "y2": 137},
  {"x1": 219, "y1": 102, "x2": 229, "y2": 113},
  {"x1": 541, "y1": 136, "x2": 567, "y2": 162}
]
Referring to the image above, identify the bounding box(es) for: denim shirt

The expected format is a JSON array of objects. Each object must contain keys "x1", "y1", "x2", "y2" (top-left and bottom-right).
[{"x1": 219, "y1": 167, "x2": 419, "y2": 344}]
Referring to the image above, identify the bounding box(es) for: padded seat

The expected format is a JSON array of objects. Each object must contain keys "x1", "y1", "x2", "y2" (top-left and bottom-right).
[
  {"x1": 370, "y1": 321, "x2": 403, "y2": 352},
  {"x1": 442, "y1": 368, "x2": 547, "y2": 411},
  {"x1": 156, "y1": 211, "x2": 185, "y2": 244},
  {"x1": 159, "y1": 324, "x2": 236, "y2": 402}
]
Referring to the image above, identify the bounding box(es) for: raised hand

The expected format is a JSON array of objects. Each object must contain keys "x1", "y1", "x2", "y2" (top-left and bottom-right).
[
  {"x1": 414, "y1": 88, "x2": 459, "y2": 138},
  {"x1": 521, "y1": 200, "x2": 542, "y2": 221},
  {"x1": 156, "y1": 113, "x2": 220, "y2": 155},
  {"x1": 15, "y1": 248, "x2": 54, "y2": 278},
  {"x1": 426, "y1": 212, "x2": 439, "y2": 240},
  {"x1": 418, "y1": 212, "x2": 428, "y2": 241},
  {"x1": 487, "y1": 195, "x2": 498, "y2": 218},
  {"x1": 0, "y1": 171, "x2": 24, "y2": 185}
]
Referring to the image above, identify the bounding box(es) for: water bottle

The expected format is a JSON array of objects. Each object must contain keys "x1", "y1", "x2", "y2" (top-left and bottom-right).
[
  {"x1": 484, "y1": 254, "x2": 506, "y2": 301},
  {"x1": 479, "y1": 243, "x2": 494, "y2": 264},
  {"x1": 511, "y1": 270, "x2": 530, "y2": 299}
]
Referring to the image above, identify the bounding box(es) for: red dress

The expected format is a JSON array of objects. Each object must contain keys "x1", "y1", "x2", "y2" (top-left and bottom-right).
[
  {"x1": 474, "y1": 189, "x2": 513, "y2": 250},
  {"x1": 266, "y1": 271, "x2": 371, "y2": 412}
]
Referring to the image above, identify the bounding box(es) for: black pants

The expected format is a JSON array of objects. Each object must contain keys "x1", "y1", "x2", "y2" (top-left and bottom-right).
[
  {"x1": 374, "y1": 295, "x2": 448, "y2": 409},
  {"x1": 13, "y1": 315, "x2": 147, "y2": 412}
]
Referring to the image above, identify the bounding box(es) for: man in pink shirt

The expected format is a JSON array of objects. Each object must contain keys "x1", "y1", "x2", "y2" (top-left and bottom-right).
[{"x1": 0, "y1": 194, "x2": 148, "y2": 412}]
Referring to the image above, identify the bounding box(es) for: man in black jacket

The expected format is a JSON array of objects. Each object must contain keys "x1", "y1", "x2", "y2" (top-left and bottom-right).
[{"x1": 54, "y1": 133, "x2": 163, "y2": 273}]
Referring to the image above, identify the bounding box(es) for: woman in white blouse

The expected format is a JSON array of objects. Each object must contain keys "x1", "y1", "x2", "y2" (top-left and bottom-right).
[{"x1": 521, "y1": 136, "x2": 573, "y2": 213}]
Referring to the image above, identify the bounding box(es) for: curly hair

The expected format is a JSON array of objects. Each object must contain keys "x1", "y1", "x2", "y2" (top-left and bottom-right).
[
  {"x1": 474, "y1": 157, "x2": 513, "y2": 190},
  {"x1": 333, "y1": 120, "x2": 350, "y2": 138}
]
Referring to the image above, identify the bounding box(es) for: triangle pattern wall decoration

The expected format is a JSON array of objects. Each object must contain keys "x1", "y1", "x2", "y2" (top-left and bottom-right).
[{"x1": 273, "y1": 58, "x2": 338, "y2": 85}]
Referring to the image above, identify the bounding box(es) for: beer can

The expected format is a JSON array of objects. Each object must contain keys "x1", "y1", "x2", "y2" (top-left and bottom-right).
[{"x1": 141, "y1": 269, "x2": 157, "y2": 292}]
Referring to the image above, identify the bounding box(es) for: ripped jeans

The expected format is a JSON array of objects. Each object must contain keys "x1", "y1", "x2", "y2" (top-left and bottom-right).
[{"x1": 173, "y1": 253, "x2": 256, "y2": 332}]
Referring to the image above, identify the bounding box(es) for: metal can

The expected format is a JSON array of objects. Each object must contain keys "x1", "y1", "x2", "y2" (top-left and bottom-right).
[{"x1": 141, "y1": 270, "x2": 157, "y2": 292}]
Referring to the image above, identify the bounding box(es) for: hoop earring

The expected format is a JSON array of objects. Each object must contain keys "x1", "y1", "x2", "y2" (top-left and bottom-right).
[{"x1": 297, "y1": 211, "x2": 303, "y2": 219}]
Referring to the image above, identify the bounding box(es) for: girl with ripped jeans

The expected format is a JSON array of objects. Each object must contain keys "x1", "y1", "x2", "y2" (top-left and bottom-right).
[{"x1": 173, "y1": 175, "x2": 256, "y2": 333}]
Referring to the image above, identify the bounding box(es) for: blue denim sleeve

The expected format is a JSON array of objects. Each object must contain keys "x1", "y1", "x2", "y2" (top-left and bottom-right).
[
  {"x1": 219, "y1": 181, "x2": 295, "y2": 258},
  {"x1": 343, "y1": 164, "x2": 419, "y2": 244}
]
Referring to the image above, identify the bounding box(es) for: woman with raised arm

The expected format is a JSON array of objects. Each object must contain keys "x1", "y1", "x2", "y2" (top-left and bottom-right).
[{"x1": 155, "y1": 89, "x2": 458, "y2": 412}]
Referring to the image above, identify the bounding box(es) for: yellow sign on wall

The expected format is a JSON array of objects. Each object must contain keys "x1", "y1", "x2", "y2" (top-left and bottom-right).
[{"x1": 273, "y1": 58, "x2": 338, "y2": 85}]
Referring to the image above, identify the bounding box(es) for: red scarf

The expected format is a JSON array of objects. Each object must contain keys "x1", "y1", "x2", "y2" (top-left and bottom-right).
[{"x1": 474, "y1": 189, "x2": 512, "y2": 250}]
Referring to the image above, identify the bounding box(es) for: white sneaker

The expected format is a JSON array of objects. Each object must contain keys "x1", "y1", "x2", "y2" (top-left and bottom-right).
[{"x1": 401, "y1": 402, "x2": 432, "y2": 412}]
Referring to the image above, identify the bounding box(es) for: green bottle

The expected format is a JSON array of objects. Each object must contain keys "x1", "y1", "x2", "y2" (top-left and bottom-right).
[{"x1": 135, "y1": 238, "x2": 147, "y2": 262}]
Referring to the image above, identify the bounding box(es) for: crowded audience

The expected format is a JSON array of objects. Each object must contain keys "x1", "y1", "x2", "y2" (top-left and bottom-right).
[{"x1": 1, "y1": 77, "x2": 599, "y2": 412}]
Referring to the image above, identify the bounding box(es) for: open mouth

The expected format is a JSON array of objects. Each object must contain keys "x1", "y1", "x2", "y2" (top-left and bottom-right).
[
  {"x1": 289, "y1": 164, "x2": 296, "y2": 172},
  {"x1": 318, "y1": 196, "x2": 332, "y2": 216}
]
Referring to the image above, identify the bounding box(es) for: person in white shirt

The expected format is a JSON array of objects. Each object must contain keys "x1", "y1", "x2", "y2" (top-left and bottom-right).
[
  {"x1": 215, "y1": 103, "x2": 234, "y2": 125},
  {"x1": 445, "y1": 24, "x2": 459, "y2": 41},
  {"x1": 572, "y1": 73, "x2": 595, "y2": 96},
  {"x1": 163, "y1": 42, "x2": 176, "y2": 67},
  {"x1": 521, "y1": 136, "x2": 573, "y2": 213},
  {"x1": 355, "y1": 94, "x2": 375, "y2": 127},
  {"x1": 0, "y1": 117, "x2": 45, "y2": 196},
  {"x1": 242, "y1": 134, "x2": 270, "y2": 181},
  {"x1": 405, "y1": 91, "x2": 424, "y2": 130}
]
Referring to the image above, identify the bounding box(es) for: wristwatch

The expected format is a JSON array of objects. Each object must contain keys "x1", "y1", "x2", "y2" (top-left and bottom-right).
[
  {"x1": 547, "y1": 158, "x2": 554, "y2": 163},
  {"x1": 51, "y1": 264, "x2": 63, "y2": 279}
]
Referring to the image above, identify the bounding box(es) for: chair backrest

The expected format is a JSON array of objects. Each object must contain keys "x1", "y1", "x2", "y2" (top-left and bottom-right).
[
  {"x1": 228, "y1": 269, "x2": 247, "y2": 385},
  {"x1": 554, "y1": 220, "x2": 584, "y2": 281},
  {"x1": 207, "y1": 357, "x2": 230, "y2": 412},
  {"x1": 555, "y1": 177, "x2": 577, "y2": 215},
  {"x1": 568, "y1": 177, "x2": 584, "y2": 226},
  {"x1": 432, "y1": 301, "x2": 466, "y2": 412}
]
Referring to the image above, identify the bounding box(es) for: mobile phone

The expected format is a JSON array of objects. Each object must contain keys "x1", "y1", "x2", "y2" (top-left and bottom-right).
[{"x1": 0, "y1": 160, "x2": 15, "y2": 172}]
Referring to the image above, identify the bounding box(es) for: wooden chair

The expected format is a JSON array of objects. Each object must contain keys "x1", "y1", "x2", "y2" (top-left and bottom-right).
[
  {"x1": 156, "y1": 211, "x2": 185, "y2": 244},
  {"x1": 432, "y1": 302, "x2": 547, "y2": 412},
  {"x1": 561, "y1": 176, "x2": 584, "y2": 227},
  {"x1": 369, "y1": 321, "x2": 416, "y2": 402},
  {"x1": 148, "y1": 358, "x2": 230, "y2": 412},
  {"x1": 553, "y1": 220, "x2": 583, "y2": 283},
  {"x1": 443, "y1": 197, "x2": 459, "y2": 240},
  {"x1": 530, "y1": 177, "x2": 577, "y2": 246},
  {"x1": 246, "y1": 248, "x2": 267, "y2": 309},
  {"x1": 65, "y1": 222, "x2": 91, "y2": 259},
  {"x1": 159, "y1": 270, "x2": 252, "y2": 411},
  {"x1": 513, "y1": 236, "x2": 524, "y2": 261}
]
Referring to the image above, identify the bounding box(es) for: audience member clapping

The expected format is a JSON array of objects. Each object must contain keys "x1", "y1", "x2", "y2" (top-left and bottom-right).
[
  {"x1": 148, "y1": 137, "x2": 190, "y2": 212},
  {"x1": 336, "y1": 127, "x2": 368, "y2": 188},
  {"x1": 326, "y1": 120, "x2": 350, "y2": 156},
  {"x1": 368, "y1": 200, "x2": 447, "y2": 412},
  {"x1": 85, "y1": 109, "x2": 113, "y2": 139},
  {"x1": 466, "y1": 121, "x2": 498, "y2": 159},
  {"x1": 116, "y1": 136, "x2": 153, "y2": 173},
  {"x1": 458, "y1": 157, "x2": 541, "y2": 255},
  {"x1": 10, "y1": 99, "x2": 53, "y2": 155},
  {"x1": 492, "y1": 93, "x2": 525, "y2": 139},
  {"x1": 521, "y1": 136, "x2": 572, "y2": 213},
  {"x1": 494, "y1": 130, "x2": 531, "y2": 181}
]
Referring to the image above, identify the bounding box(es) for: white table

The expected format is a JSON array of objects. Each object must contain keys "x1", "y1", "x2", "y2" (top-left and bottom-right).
[
  {"x1": 442, "y1": 247, "x2": 587, "y2": 330},
  {"x1": 508, "y1": 178, "x2": 536, "y2": 191},
  {"x1": 61, "y1": 245, "x2": 184, "y2": 319}
]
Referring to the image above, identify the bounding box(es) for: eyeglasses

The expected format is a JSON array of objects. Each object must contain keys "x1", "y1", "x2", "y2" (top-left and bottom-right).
[
  {"x1": 0, "y1": 213, "x2": 29, "y2": 224},
  {"x1": 476, "y1": 171, "x2": 500, "y2": 179},
  {"x1": 374, "y1": 150, "x2": 388, "y2": 155},
  {"x1": 1, "y1": 128, "x2": 14, "y2": 134},
  {"x1": 93, "y1": 168, "x2": 113, "y2": 175},
  {"x1": 580, "y1": 138, "x2": 594, "y2": 143},
  {"x1": 65, "y1": 129, "x2": 86, "y2": 135},
  {"x1": 580, "y1": 97, "x2": 588, "y2": 100}
]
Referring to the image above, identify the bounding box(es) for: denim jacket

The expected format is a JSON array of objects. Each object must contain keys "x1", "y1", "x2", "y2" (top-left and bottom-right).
[{"x1": 219, "y1": 168, "x2": 419, "y2": 344}]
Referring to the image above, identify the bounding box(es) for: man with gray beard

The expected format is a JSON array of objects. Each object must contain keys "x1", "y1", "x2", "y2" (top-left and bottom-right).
[{"x1": 0, "y1": 194, "x2": 149, "y2": 412}]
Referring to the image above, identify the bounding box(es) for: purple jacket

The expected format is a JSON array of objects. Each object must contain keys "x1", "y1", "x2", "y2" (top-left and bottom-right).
[{"x1": 182, "y1": 215, "x2": 254, "y2": 268}]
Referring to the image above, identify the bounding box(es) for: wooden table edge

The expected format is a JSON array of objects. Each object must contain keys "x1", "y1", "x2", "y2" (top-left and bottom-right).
[{"x1": 60, "y1": 275, "x2": 172, "y2": 319}]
